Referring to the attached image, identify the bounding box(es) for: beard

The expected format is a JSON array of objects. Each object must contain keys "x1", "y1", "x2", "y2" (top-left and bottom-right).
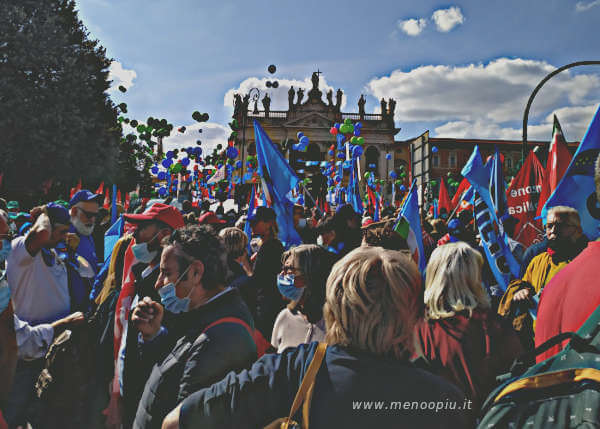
[
  {"x1": 547, "y1": 237, "x2": 571, "y2": 253},
  {"x1": 72, "y1": 216, "x2": 94, "y2": 236}
]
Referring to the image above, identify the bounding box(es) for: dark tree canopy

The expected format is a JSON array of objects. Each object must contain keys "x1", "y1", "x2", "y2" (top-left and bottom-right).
[{"x1": 0, "y1": 0, "x2": 121, "y2": 203}]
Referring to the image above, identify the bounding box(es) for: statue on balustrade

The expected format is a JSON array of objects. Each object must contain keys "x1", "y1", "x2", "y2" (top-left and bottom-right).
[
  {"x1": 233, "y1": 93, "x2": 243, "y2": 116},
  {"x1": 388, "y1": 98, "x2": 396, "y2": 117},
  {"x1": 296, "y1": 88, "x2": 305, "y2": 106},
  {"x1": 311, "y1": 71, "x2": 320, "y2": 91},
  {"x1": 326, "y1": 89, "x2": 334, "y2": 107},
  {"x1": 335, "y1": 88, "x2": 343, "y2": 111},
  {"x1": 380, "y1": 98, "x2": 387, "y2": 116},
  {"x1": 358, "y1": 94, "x2": 366, "y2": 118},
  {"x1": 262, "y1": 93, "x2": 271, "y2": 117},
  {"x1": 288, "y1": 86, "x2": 295, "y2": 111}
]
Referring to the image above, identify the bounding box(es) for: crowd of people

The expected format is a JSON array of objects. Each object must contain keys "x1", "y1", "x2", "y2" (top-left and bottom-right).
[{"x1": 0, "y1": 155, "x2": 599, "y2": 429}]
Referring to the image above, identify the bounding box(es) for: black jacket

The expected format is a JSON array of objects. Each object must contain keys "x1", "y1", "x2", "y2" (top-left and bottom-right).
[
  {"x1": 178, "y1": 342, "x2": 470, "y2": 429},
  {"x1": 132, "y1": 288, "x2": 257, "y2": 429}
]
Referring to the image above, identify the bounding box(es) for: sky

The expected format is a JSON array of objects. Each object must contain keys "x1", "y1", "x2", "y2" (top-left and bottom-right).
[{"x1": 76, "y1": 0, "x2": 600, "y2": 153}]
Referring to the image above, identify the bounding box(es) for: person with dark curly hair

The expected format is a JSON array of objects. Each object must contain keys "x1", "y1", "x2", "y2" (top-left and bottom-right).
[{"x1": 129, "y1": 225, "x2": 257, "y2": 429}]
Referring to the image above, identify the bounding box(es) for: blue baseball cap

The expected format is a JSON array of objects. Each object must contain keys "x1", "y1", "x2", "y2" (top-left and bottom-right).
[
  {"x1": 69, "y1": 190, "x2": 103, "y2": 208},
  {"x1": 46, "y1": 202, "x2": 70, "y2": 226}
]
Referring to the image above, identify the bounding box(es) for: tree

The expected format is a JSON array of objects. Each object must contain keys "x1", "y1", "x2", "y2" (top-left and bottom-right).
[{"x1": 0, "y1": 0, "x2": 120, "y2": 204}]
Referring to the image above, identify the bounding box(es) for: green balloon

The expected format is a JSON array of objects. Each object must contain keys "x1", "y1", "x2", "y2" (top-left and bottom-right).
[
  {"x1": 364, "y1": 172, "x2": 371, "y2": 179},
  {"x1": 344, "y1": 118, "x2": 352, "y2": 125},
  {"x1": 350, "y1": 136, "x2": 358, "y2": 145},
  {"x1": 356, "y1": 137, "x2": 364, "y2": 145}
]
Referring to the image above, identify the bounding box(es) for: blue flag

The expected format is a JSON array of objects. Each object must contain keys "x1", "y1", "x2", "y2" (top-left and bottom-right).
[
  {"x1": 90, "y1": 215, "x2": 124, "y2": 301},
  {"x1": 462, "y1": 146, "x2": 520, "y2": 292},
  {"x1": 491, "y1": 146, "x2": 508, "y2": 218},
  {"x1": 111, "y1": 184, "x2": 118, "y2": 225},
  {"x1": 347, "y1": 159, "x2": 364, "y2": 215},
  {"x1": 394, "y1": 179, "x2": 426, "y2": 273},
  {"x1": 244, "y1": 185, "x2": 256, "y2": 254},
  {"x1": 542, "y1": 105, "x2": 600, "y2": 240},
  {"x1": 253, "y1": 120, "x2": 302, "y2": 248}
]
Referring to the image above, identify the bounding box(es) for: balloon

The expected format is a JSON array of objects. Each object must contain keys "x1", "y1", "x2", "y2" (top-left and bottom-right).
[
  {"x1": 354, "y1": 129, "x2": 361, "y2": 137},
  {"x1": 268, "y1": 64, "x2": 276, "y2": 74},
  {"x1": 400, "y1": 172, "x2": 406, "y2": 178},
  {"x1": 350, "y1": 136, "x2": 358, "y2": 145},
  {"x1": 385, "y1": 153, "x2": 392, "y2": 160},
  {"x1": 162, "y1": 158, "x2": 172, "y2": 168},
  {"x1": 355, "y1": 122, "x2": 362, "y2": 129},
  {"x1": 329, "y1": 127, "x2": 338, "y2": 135},
  {"x1": 192, "y1": 111, "x2": 202, "y2": 122},
  {"x1": 390, "y1": 171, "x2": 397, "y2": 179},
  {"x1": 299, "y1": 135, "x2": 309, "y2": 145},
  {"x1": 334, "y1": 123, "x2": 340, "y2": 130},
  {"x1": 158, "y1": 187, "x2": 167, "y2": 196},
  {"x1": 196, "y1": 147, "x2": 203, "y2": 156},
  {"x1": 157, "y1": 172, "x2": 166, "y2": 180},
  {"x1": 432, "y1": 146, "x2": 439, "y2": 153},
  {"x1": 430, "y1": 180, "x2": 438, "y2": 186},
  {"x1": 118, "y1": 85, "x2": 127, "y2": 93},
  {"x1": 297, "y1": 132, "x2": 304, "y2": 139},
  {"x1": 368, "y1": 163, "x2": 376, "y2": 169},
  {"x1": 400, "y1": 185, "x2": 407, "y2": 192},
  {"x1": 344, "y1": 118, "x2": 352, "y2": 125},
  {"x1": 166, "y1": 151, "x2": 174, "y2": 159},
  {"x1": 328, "y1": 150, "x2": 334, "y2": 156},
  {"x1": 356, "y1": 137, "x2": 364, "y2": 145},
  {"x1": 178, "y1": 126, "x2": 186, "y2": 133},
  {"x1": 180, "y1": 158, "x2": 190, "y2": 167},
  {"x1": 151, "y1": 166, "x2": 159, "y2": 174},
  {"x1": 337, "y1": 152, "x2": 345, "y2": 159},
  {"x1": 352, "y1": 146, "x2": 363, "y2": 158},
  {"x1": 335, "y1": 176, "x2": 341, "y2": 183},
  {"x1": 235, "y1": 160, "x2": 242, "y2": 169},
  {"x1": 226, "y1": 146, "x2": 238, "y2": 159}
]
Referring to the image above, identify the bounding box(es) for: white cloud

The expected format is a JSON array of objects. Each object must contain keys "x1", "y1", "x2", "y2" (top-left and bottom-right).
[
  {"x1": 432, "y1": 6, "x2": 465, "y2": 32},
  {"x1": 161, "y1": 122, "x2": 229, "y2": 155},
  {"x1": 397, "y1": 18, "x2": 427, "y2": 36},
  {"x1": 576, "y1": 0, "x2": 600, "y2": 11},
  {"x1": 224, "y1": 75, "x2": 346, "y2": 112},
  {"x1": 367, "y1": 58, "x2": 600, "y2": 141},
  {"x1": 107, "y1": 61, "x2": 137, "y2": 93}
]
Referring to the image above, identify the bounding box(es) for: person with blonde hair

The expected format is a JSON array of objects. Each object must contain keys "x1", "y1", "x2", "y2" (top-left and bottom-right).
[
  {"x1": 271, "y1": 245, "x2": 335, "y2": 353},
  {"x1": 416, "y1": 242, "x2": 522, "y2": 408},
  {"x1": 162, "y1": 247, "x2": 468, "y2": 429}
]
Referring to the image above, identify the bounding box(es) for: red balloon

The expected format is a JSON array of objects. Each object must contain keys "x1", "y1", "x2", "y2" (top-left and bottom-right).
[
  {"x1": 228, "y1": 140, "x2": 234, "y2": 147},
  {"x1": 330, "y1": 127, "x2": 338, "y2": 135}
]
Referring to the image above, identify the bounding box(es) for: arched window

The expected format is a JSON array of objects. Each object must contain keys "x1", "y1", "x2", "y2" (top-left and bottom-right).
[{"x1": 365, "y1": 146, "x2": 379, "y2": 172}]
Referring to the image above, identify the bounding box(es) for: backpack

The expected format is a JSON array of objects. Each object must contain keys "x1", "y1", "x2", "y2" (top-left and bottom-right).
[
  {"x1": 477, "y1": 304, "x2": 600, "y2": 428},
  {"x1": 202, "y1": 316, "x2": 274, "y2": 358}
]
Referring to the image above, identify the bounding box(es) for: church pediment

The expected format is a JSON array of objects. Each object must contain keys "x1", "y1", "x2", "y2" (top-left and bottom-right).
[{"x1": 284, "y1": 112, "x2": 333, "y2": 128}]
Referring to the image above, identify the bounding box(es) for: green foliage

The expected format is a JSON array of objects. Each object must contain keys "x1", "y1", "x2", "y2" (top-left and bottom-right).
[{"x1": 0, "y1": 0, "x2": 120, "y2": 201}]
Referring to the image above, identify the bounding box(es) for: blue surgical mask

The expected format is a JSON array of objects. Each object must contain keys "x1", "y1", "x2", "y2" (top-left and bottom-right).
[
  {"x1": 158, "y1": 265, "x2": 193, "y2": 314},
  {"x1": 132, "y1": 234, "x2": 159, "y2": 263},
  {"x1": 0, "y1": 239, "x2": 11, "y2": 263},
  {"x1": 277, "y1": 274, "x2": 305, "y2": 302}
]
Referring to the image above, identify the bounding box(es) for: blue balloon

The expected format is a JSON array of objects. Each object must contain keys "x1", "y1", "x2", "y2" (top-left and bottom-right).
[
  {"x1": 335, "y1": 176, "x2": 341, "y2": 183},
  {"x1": 297, "y1": 132, "x2": 304, "y2": 139},
  {"x1": 233, "y1": 176, "x2": 241, "y2": 184},
  {"x1": 354, "y1": 129, "x2": 361, "y2": 137},
  {"x1": 432, "y1": 146, "x2": 439, "y2": 153},
  {"x1": 390, "y1": 171, "x2": 397, "y2": 179},
  {"x1": 151, "y1": 166, "x2": 159, "y2": 174},
  {"x1": 217, "y1": 163, "x2": 223, "y2": 168},
  {"x1": 187, "y1": 176, "x2": 193, "y2": 182},
  {"x1": 181, "y1": 157, "x2": 190, "y2": 167},
  {"x1": 298, "y1": 169, "x2": 305, "y2": 174},
  {"x1": 157, "y1": 172, "x2": 166, "y2": 180},
  {"x1": 400, "y1": 185, "x2": 407, "y2": 192},
  {"x1": 299, "y1": 136, "x2": 309, "y2": 144},
  {"x1": 355, "y1": 122, "x2": 362, "y2": 129},
  {"x1": 337, "y1": 152, "x2": 345, "y2": 159},
  {"x1": 226, "y1": 146, "x2": 238, "y2": 159},
  {"x1": 368, "y1": 163, "x2": 376, "y2": 169},
  {"x1": 158, "y1": 187, "x2": 167, "y2": 196},
  {"x1": 235, "y1": 160, "x2": 242, "y2": 169},
  {"x1": 162, "y1": 158, "x2": 172, "y2": 168},
  {"x1": 328, "y1": 150, "x2": 334, "y2": 156},
  {"x1": 385, "y1": 153, "x2": 392, "y2": 160},
  {"x1": 243, "y1": 173, "x2": 252, "y2": 181},
  {"x1": 335, "y1": 160, "x2": 342, "y2": 166},
  {"x1": 334, "y1": 123, "x2": 340, "y2": 129},
  {"x1": 343, "y1": 161, "x2": 352, "y2": 170},
  {"x1": 166, "y1": 151, "x2": 174, "y2": 159},
  {"x1": 352, "y1": 146, "x2": 363, "y2": 158},
  {"x1": 195, "y1": 147, "x2": 203, "y2": 156}
]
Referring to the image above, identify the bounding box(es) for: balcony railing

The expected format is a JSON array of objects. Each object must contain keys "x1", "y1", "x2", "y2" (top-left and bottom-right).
[
  {"x1": 243, "y1": 110, "x2": 385, "y2": 121},
  {"x1": 247, "y1": 110, "x2": 288, "y2": 119}
]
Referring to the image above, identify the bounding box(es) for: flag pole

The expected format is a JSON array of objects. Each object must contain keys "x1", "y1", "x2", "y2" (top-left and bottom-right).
[{"x1": 300, "y1": 182, "x2": 322, "y2": 216}]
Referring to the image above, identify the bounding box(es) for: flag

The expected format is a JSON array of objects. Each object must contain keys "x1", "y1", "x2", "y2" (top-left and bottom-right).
[
  {"x1": 394, "y1": 179, "x2": 426, "y2": 273},
  {"x1": 207, "y1": 165, "x2": 226, "y2": 185},
  {"x1": 451, "y1": 178, "x2": 471, "y2": 209},
  {"x1": 76, "y1": 178, "x2": 82, "y2": 192},
  {"x1": 490, "y1": 147, "x2": 508, "y2": 217},
  {"x1": 103, "y1": 215, "x2": 124, "y2": 264},
  {"x1": 254, "y1": 120, "x2": 302, "y2": 247},
  {"x1": 506, "y1": 151, "x2": 545, "y2": 246},
  {"x1": 111, "y1": 184, "x2": 117, "y2": 225},
  {"x1": 438, "y1": 178, "x2": 451, "y2": 215},
  {"x1": 348, "y1": 158, "x2": 364, "y2": 216},
  {"x1": 537, "y1": 115, "x2": 573, "y2": 217},
  {"x1": 95, "y1": 181, "x2": 104, "y2": 195},
  {"x1": 124, "y1": 193, "x2": 130, "y2": 211},
  {"x1": 103, "y1": 188, "x2": 110, "y2": 209},
  {"x1": 244, "y1": 185, "x2": 257, "y2": 254},
  {"x1": 542, "y1": 106, "x2": 600, "y2": 240},
  {"x1": 462, "y1": 146, "x2": 520, "y2": 292},
  {"x1": 117, "y1": 189, "x2": 122, "y2": 206}
]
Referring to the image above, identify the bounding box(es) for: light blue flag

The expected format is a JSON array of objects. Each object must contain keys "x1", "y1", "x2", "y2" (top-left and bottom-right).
[
  {"x1": 542, "y1": 105, "x2": 600, "y2": 240},
  {"x1": 395, "y1": 179, "x2": 426, "y2": 273},
  {"x1": 253, "y1": 120, "x2": 302, "y2": 248},
  {"x1": 244, "y1": 185, "x2": 256, "y2": 254},
  {"x1": 462, "y1": 146, "x2": 520, "y2": 292}
]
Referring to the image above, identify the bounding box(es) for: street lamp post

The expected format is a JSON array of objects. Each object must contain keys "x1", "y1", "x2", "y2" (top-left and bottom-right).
[
  {"x1": 522, "y1": 61, "x2": 600, "y2": 163},
  {"x1": 240, "y1": 87, "x2": 261, "y2": 179}
]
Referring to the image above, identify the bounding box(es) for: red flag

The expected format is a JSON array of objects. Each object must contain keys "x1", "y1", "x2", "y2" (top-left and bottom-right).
[
  {"x1": 451, "y1": 178, "x2": 471, "y2": 209},
  {"x1": 103, "y1": 188, "x2": 110, "y2": 209},
  {"x1": 438, "y1": 178, "x2": 452, "y2": 214},
  {"x1": 507, "y1": 151, "x2": 545, "y2": 247},
  {"x1": 536, "y1": 115, "x2": 572, "y2": 217},
  {"x1": 70, "y1": 187, "x2": 76, "y2": 199},
  {"x1": 117, "y1": 189, "x2": 122, "y2": 206},
  {"x1": 76, "y1": 178, "x2": 82, "y2": 192},
  {"x1": 125, "y1": 193, "x2": 130, "y2": 211},
  {"x1": 95, "y1": 182, "x2": 104, "y2": 195}
]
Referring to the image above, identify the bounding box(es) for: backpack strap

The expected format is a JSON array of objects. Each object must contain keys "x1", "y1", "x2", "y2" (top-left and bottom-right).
[
  {"x1": 201, "y1": 316, "x2": 253, "y2": 338},
  {"x1": 285, "y1": 343, "x2": 327, "y2": 429}
]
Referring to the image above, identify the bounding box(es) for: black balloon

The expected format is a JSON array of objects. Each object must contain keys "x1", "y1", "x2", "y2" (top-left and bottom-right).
[{"x1": 268, "y1": 64, "x2": 276, "y2": 74}]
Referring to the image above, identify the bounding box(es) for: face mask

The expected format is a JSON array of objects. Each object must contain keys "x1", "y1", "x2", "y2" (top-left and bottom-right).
[
  {"x1": 0, "y1": 239, "x2": 11, "y2": 263},
  {"x1": 317, "y1": 236, "x2": 324, "y2": 246},
  {"x1": 277, "y1": 274, "x2": 305, "y2": 302},
  {"x1": 297, "y1": 218, "x2": 307, "y2": 228},
  {"x1": 132, "y1": 232, "x2": 160, "y2": 263},
  {"x1": 72, "y1": 215, "x2": 94, "y2": 236},
  {"x1": 158, "y1": 265, "x2": 193, "y2": 314}
]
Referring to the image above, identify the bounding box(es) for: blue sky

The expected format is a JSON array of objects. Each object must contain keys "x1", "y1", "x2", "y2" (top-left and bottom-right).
[{"x1": 76, "y1": 0, "x2": 600, "y2": 152}]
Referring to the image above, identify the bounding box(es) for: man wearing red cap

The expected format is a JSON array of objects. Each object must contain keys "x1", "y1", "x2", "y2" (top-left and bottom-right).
[{"x1": 104, "y1": 203, "x2": 184, "y2": 429}]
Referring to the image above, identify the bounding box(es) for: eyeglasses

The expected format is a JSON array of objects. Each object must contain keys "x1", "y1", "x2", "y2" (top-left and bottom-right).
[
  {"x1": 545, "y1": 222, "x2": 576, "y2": 232},
  {"x1": 77, "y1": 207, "x2": 100, "y2": 220}
]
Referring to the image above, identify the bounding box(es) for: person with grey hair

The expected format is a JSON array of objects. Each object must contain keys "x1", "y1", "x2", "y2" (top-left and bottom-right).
[
  {"x1": 161, "y1": 247, "x2": 468, "y2": 429},
  {"x1": 535, "y1": 153, "x2": 600, "y2": 362},
  {"x1": 130, "y1": 225, "x2": 257, "y2": 429}
]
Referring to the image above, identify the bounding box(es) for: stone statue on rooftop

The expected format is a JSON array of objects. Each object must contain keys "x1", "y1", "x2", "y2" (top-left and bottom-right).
[{"x1": 288, "y1": 86, "x2": 295, "y2": 111}]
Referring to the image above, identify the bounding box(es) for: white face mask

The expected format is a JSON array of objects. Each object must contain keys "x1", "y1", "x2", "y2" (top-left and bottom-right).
[
  {"x1": 297, "y1": 218, "x2": 307, "y2": 228},
  {"x1": 72, "y1": 214, "x2": 94, "y2": 236},
  {"x1": 317, "y1": 235, "x2": 324, "y2": 246}
]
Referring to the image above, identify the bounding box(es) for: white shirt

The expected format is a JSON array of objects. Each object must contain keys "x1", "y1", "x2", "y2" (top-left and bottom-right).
[
  {"x1": 7, "y1": 236, "x2": 70, "y2": 325},
  {"x1": 271, "y1": 308, "x2": 326, "y2": 354}
]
